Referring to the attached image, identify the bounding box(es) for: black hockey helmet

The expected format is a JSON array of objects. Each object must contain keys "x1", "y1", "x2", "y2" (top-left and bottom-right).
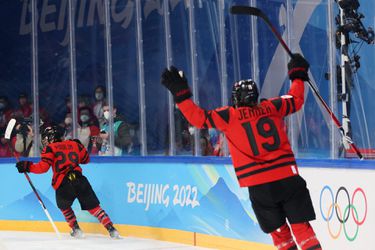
[
  {"x1": 231, "y1": 79, "x2": 259, "y2": 107},
  {"x1": 41, "y1": 125, "x2": 62, "y2": 147}
]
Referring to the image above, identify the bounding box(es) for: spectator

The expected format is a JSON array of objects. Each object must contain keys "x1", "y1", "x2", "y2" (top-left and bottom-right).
[
  {"x1": 65, "y1": 96, "x2": 72, "y2": 115},
  {"x1": 99, "y1": 104, "x2": 134, "y2": 156},
  {"x1": 0, "y1": 96, "x2": 13, "y2": 130},
  {"x1": 174, "y1": 109, "x2": 192, "y2": 154},
  {"x1": 62, "y1": 112, "x2": 73, "y2": 140},
  {"x1": 188, "y1": 127, "x2": 214, "y2": 156},
  {"x1": 92, "y1": 85, "x2": 106, "y2": 127},
  {"x1": 78, "y1": 95, "x2": 91, "y2": 109},
  {"x1": 199, "y1": 130, "x2": 214, "y2": 156},
  {"x1": 0, "y1": 129, "x2": 12, "y2": 157},
  {"x1": 77, "y1": 106, "x2": 100, "y2": 155},
  {"x1": 209, "y1": 128, "x2": 225, "y2": 156},
  {"x1": 16, "y1": 93, "x2": 32, "y2": 118}
]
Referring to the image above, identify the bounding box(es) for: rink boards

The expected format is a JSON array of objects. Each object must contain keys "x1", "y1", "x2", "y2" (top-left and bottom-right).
[{"x1": 0, "y1": 157, "x2": 373, "y2": 250}]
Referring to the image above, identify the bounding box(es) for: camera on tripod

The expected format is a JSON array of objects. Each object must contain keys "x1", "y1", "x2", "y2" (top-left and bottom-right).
[
  {"x1": 335, "y1": 0, "x2": 374, "y2": 45},
  {"x1": 336, "y1": 0, "x2": 359, "y2": 11}
]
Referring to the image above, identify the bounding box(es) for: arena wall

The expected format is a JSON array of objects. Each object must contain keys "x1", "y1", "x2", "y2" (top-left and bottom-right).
[{"x1": 0, "y1": 157, "x2": 373, "y2": 249}]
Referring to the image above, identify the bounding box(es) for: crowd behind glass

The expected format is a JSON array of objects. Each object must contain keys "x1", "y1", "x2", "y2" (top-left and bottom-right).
[{"x1": 0, "y1": 87, "x2": 225, "y2": 158}]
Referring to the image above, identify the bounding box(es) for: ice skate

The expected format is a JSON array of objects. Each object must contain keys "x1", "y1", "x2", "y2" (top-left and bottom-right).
[
  {"x1": 106, "y1": 224, "x2": 120, "y2": 239},
  {"x1": 70, "y1": 222, "x2": 84, "y2": 239}
]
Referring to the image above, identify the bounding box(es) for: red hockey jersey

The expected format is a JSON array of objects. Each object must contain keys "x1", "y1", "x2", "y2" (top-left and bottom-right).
[
  {"x1": 178, "y1": 79, "x2": 305, "y2": 187},
  {"x1": 29, "y1": 140, "x2": 89, "y2": 189}
]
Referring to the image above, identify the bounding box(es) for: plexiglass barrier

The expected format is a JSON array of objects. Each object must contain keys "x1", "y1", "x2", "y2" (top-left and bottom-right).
[{"x1": 0, "y1": 0, "x2": 374, "y2": 159}]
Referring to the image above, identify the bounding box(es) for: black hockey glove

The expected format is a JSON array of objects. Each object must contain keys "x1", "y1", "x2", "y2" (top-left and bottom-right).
[
  {"x1": 287, "y1": 53, "x2": 310, "y2": 81},
  {"x1": 161, "y1": 66, "x2": 192, "y2": 103},
  {"x1": 16, "y1": 161, "x2": 32, "y2": 173}
]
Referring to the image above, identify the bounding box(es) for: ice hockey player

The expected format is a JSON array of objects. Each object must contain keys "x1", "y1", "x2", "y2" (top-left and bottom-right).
[
  {"x1": 161, "y1": 54, "x2": 322, "y2": 250},
  {"x1": 15, "y1": 126, "x2": 120, "y2": 239}
]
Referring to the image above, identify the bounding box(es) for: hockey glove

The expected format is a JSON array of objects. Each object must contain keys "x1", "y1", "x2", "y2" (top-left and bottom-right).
[
  {"x1": 16, "y1": 161, "x2": 32, "y2": 173},
  {"x1": 161, "y1": 66, "x2": 192, "y2": 103},
  {"x1": 287, "y1": 53, "x2": 310, "y2": 81}
]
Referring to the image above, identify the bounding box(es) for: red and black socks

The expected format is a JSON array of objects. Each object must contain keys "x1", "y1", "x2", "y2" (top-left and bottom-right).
[
  {"x1": 88, "y1": 205, "x2": 113, "y2": 229},
  {"x1": 61, "y1": 207, "x2": 78, "y2": 229}
]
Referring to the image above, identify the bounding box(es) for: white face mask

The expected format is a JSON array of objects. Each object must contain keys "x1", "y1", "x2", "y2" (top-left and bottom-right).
[
  {"x1": 188, "y1": 126, "x2": 195, "y2": 135},
  {"x1": 95, "y1": 92, "x2": 104, "y2": 101},
  {"x1": 64, "y1": 117, "x2": 72, "y2": 125},
  {"x1": 103, "y1": 111, "x2": 110, "y2": 120},
  {"x1": 80, "y1": 115, "x2": 89, "y2": 123}
]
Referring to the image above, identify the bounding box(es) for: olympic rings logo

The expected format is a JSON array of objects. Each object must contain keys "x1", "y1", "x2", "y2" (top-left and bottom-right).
[{"x1": 319, "y1": 185, "x2": 367, "y2": 241}]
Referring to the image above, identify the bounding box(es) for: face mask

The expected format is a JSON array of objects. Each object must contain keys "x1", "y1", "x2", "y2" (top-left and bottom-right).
[
  {"x1": 65, "y1": 117, "x2": 72, "y2": 125},
  {"x1": 80, "y1": 115, "x2": 89, "y2": 123},
  {"x1": 95, "y1": 92, "x2": 104, "y2": 101},
  {"x1": 188, "y1": 126, "x2": 195, "y2": 135},
  {"x1": 103, "y1": 111, "x2": 110, "y2": 120}
]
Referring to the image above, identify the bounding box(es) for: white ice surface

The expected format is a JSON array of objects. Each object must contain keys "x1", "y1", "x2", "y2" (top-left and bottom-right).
[{"x1": 0, "y1": 231, "x2": 211, "y2": 250}]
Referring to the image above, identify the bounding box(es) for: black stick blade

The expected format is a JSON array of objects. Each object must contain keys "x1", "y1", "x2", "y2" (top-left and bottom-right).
[{"x1": 230, "y1": 6, "x2": 262, "y2": 17}]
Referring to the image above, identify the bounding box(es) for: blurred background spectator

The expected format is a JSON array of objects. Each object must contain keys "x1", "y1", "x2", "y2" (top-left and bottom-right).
[
  {"x1": 209, "y1": 128, "x2": 225, "y2": 156},
  {"x1": 92, "y1": 85, "x2": 106, "y2": 127},
  {"x1": 16, "y1": 93, "x2": 32, "y2": 118},
  {"x1": 61, "y1": 112, "x2": 73, "y2": 140},
  {"x1": 99, "y1": 104, "x2": 136, "y2": 156},
  {"x1": 0, "y1": 96, "x2": 13, "y2": 131},
  {"x1": 77, "y1": 106, "x2": 100, "y2": 155},
  {"x1": 0, "y1": 129, "x2": 12, "y2": 157},
  {"x1": 78, "y1": 95, "x2": 91, "y2": 109}
]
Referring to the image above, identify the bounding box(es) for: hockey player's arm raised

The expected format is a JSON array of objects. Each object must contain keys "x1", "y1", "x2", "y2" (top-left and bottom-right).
[
  {"x1": 270, "y1": 53, "x2": 309, "y2": 117},
  {"x1": 161, "y1": 66, "x2": 230, "y2": 131}
]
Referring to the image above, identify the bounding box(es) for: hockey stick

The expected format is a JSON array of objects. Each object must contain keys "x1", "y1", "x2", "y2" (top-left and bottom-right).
[
  {"x1": 230, "y1": 6, "x2": 363, "y2": 160},
  {"x1": 5, "y1": 119, "x2": 61, "y2": 238}
]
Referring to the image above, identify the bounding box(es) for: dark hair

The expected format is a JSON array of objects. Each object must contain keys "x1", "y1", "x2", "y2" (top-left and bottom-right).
[
  {"x1": 19, "y1": 93, "x2": 28, "y2": 99},
  {"x1": 102, "y1": 102, "x2": 117, "y2": 110},
  {"x1": 95, "y1": 85, "x2": 106, "y2": 95}
]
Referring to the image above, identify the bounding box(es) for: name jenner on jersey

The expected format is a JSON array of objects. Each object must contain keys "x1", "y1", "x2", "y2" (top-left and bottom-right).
[{"x1": 238, "y1": 106, "x2": 272, "y2": 120}]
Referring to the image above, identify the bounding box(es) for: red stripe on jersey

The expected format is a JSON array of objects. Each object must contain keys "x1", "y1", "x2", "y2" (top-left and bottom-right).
[
  {"x1": 235, "y1": 153, "x2": 294, "y2": 172},
  {"x1": 234, "y1": 153, "x2": 296, "y2": 181},
  {"x1": 237, "y1": 160, "x2": 296, "y2": 179},
  {"x1": 239, "y1": 164, "x2": 299, "y2": 187}
]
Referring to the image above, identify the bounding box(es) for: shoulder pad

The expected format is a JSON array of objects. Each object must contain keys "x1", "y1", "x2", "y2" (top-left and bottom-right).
[
  {"x1": 70, "y1": 139, "x2": 83, "y2": 145},
  {"x1": 216, "y1": 108, "x2": 230, "y2": 123},
  {"x1": 270, "y1": 98, "x2": 282, "y2": 111},
  {"x1": 42, "y1": 145, "x2": 53, "y2": 154}
]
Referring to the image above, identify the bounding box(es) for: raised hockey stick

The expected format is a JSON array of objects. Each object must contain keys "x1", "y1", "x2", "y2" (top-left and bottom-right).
[
  {"x1": 5, "y1": 119, "x2": 61, "y2": 238},
  {"x1": 230, "y1": 6, "x2": 363, "y2": 160}
]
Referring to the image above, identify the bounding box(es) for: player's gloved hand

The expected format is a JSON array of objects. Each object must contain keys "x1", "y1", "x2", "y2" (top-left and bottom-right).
[
  {"x1": 161, "y1": 66, "x2": 192, "y2": 103},
  {"x1": 16, "y1": 161, "x2": 32, "y2": 173},
  {"x1": 287, "y1": 53, "x2": 310, "y2": 81}
]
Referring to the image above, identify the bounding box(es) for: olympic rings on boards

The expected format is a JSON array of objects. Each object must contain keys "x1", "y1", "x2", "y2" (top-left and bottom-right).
[{"x1": 319, "y1": 185, "x2": 367, "y2": 241}]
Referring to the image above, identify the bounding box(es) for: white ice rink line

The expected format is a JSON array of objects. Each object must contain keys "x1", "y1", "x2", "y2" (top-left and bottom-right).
[{"x1": 0, "y1": 231, "x2": 211, "y2": 250}]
